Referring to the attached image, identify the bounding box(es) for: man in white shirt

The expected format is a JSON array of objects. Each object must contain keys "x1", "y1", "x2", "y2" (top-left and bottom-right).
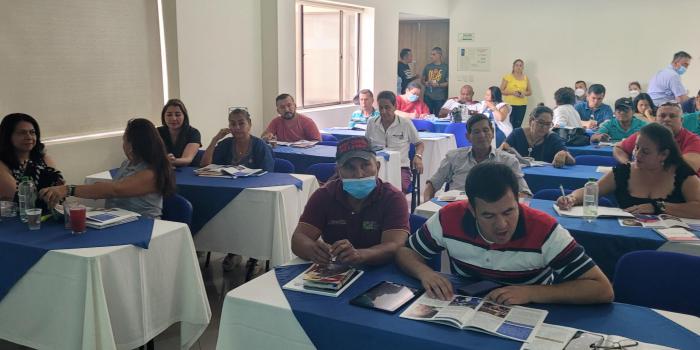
[
  {"x1": 438, "y1": 84, "x2": 480, "y2": 120},
  {"x1": 648, "y1": 51, "x2": 692, "y2": 105},
  {"x1": 366, "y1": 91, "x2": 424, "y2": 193}
]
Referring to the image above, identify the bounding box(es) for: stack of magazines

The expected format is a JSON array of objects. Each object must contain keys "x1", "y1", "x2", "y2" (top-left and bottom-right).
[
  {"x1": 194, "y1": 164, "x2": 266, "y2": 178},
  {"x1": 86, "y1": 208, "x2": 141, "y2": 229},
  {"x1": 282, "y1": 263, "x2": 363, "y2": 297}
]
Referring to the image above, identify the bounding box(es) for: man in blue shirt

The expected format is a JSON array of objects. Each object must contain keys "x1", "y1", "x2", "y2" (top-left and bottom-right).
[
  {"x1": 648, "y1": 51, "x2": 692, "y2": 106},
  {"x1": 574, "y1": 83, "x2": 613, "y2": 128}
]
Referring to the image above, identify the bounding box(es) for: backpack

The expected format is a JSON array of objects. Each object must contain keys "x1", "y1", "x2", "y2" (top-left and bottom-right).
[{"x1": 552, "y1": 127, "x2": 590, "y2": 147}]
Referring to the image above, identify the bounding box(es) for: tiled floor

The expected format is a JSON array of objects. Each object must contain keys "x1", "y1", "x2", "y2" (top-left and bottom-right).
[{"x1": 0, "y1": 252, "x2": 267, "y2": 350}]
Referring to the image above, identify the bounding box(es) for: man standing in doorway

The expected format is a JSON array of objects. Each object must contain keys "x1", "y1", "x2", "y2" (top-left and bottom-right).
[
  {"x1": 398, "y1": 48, "x2": 418, "y2": 94},
  {"x1": 422, "y1": 47, "x2": 449, "y2": 116}
]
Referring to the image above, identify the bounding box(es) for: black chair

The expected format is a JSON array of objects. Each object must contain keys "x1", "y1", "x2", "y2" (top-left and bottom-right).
[
  {"x1": 307, "y1": 163, "x2": 337, "y2": 183},
  {"x1": 273, "y1": 158, "x2": 295, "y2": 173},
  {"x1": 409, "y1": 144, "x2": 421, "y2": 213}
]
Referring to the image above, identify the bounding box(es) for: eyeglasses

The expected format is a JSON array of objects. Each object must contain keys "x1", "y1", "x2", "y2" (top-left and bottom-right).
[
  {"x1": 591, "y1": 339, "x2": 639, "y2": 349},
  {"x1": 535, "y1": 120, "x2": 553, "y2": 128}
]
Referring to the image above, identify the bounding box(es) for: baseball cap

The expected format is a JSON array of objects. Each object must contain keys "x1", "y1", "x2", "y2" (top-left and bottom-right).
[
  {"x1": 614, "y1": 97, "x2": 634, "y2": 111},
  {"x1": 336, "y1": 136, "x2": 376, "y2": 166}
]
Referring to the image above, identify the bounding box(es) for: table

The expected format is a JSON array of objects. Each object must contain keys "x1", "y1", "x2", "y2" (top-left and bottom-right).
[
  {"x1": 568, "y1": 144, "x2": 614, "y2": 157},
  {"x1": 273, "y1": 145, "x2": 402, "y2": 189},
  {"x1": 0, "y1": 220, "x2": 211, "y2": 350},
  {"x1": 431, "y1": 120, "x2": 451, "y2": 133},
  {"x1": 216, "y1": 260, "x2": 700, "y2": 350},
  {"x1": 523, "y1": 164, "x2": 604, "y2": 193},
  {"x1": 86, "y1": 171, "x2": 320, "y2": 266},
  {"x1": 321, "y1": 128, "x2": 457, "y2": 183}
]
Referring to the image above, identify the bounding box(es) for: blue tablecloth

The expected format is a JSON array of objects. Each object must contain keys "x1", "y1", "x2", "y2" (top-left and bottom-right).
[
  {"x1": 568, "y1": 144, "x2": 614, "y2": 157},
  {"x1": 174, "y1": 167, "x2": 303, "y2": 234},
  {"x1": 529, "y1": 199, "x2": 665, "y2": 278},
  {"x1": 275, "y1": 262, "x2": 699, "y2": 350},
  {"x1": 321, "y1": 128, "x2": 452, "y2": 142},
  {"x1": 0, "y1": 217, "x2": 154, "y2": 302},
  {"x1": 432, "y1": 120, "x2": 451, "y2": 133},
  {"x1": 523, "y1": 164, "x2": 603, "y2": 193}
]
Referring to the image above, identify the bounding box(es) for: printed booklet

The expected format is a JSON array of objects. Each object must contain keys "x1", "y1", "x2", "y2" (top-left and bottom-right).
[{"x1": 523, "y1": 324, "x2": 677, "y2": 350}]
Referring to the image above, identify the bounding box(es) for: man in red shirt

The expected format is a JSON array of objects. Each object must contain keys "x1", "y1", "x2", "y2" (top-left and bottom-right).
[
  {"x1": 291, "y1": 136, "x2": 409, "y2": 266},
  {"x1": 261, "y1": 94, "x2": 321, "y2": 142},
  {"x1": 614, "y1": 101, "x2": 700, "y2": 174}
]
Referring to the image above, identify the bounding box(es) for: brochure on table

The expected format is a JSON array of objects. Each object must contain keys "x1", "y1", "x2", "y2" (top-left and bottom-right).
[
  {"x1": 282, "y1": 264, "x2": 364, "y2": 297},
  {"x1": 618, "y1": 214, "x2": 700, "y2": 242},
  {"x1": 553, "y1": 205, "x2": 634, "y2": 218},
  {"x1": 86, "y1": 208, "x2": 141, "y2": 229},
  {"x1": 194, "y1": 164, "x2": 266, "y2": 178},
  {"x1": 400, "y1": 293, "x2": 548, "y2": 343},
  {"x1": 276, "y1": 140, "x2": 319, "y2": 148},
  {"x1": 522, "y1": 323, "x2": 677, "y2": 350}
]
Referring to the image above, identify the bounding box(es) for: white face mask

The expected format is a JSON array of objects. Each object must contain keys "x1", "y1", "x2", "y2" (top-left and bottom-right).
[
  {"x1": 574, "y1": 88, "x2": 586, "y2": 97},
  {"x1": 629, "y1": 90, "x2": 640, "y2": 98}
]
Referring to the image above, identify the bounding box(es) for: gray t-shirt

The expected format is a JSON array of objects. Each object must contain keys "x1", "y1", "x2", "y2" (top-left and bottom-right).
[
  {"x1": 422, "y1": 63, "x2": 449, "y2": 100},
  {"x1": 105, "y1": 160, "x2": 163, "y2": 219}
]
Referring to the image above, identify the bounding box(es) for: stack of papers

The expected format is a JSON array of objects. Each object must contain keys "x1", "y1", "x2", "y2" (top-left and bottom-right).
[
  {"x1": 282, "y1": 264, "x2": 363, "y2": 297},
  {"x1": 86, "y1": 208, "x2": 141, "y2": 229},
  {"x1": 553, "y1": 205, "x2": 634, "y2": 218},
  {"x1": 437, "y1": 190, "x2": 467, "y2": 202},
  {"x1": 194, "y1": 164, "x2": 266, "y2": 178},
  {"x1": 277, "y1": 140, "x2": 318, "y2": 148}
]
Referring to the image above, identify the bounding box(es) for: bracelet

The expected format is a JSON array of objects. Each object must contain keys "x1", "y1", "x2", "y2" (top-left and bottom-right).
[{"x1": 415, "y1": 154, "x2": 423, "y2": 159}]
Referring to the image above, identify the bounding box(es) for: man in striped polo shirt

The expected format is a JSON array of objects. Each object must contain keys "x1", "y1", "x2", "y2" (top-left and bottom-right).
[{"x1": 396, "y1": 162, "x2": 613, "y2": 305}]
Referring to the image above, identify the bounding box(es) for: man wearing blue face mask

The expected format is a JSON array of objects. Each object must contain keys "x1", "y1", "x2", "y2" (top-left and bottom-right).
[
  {"x1": 291, "y1": 136, "x2": 410, "y2": 266},
  {"x1": 648, "y1": 51, "x2": 692, "y2": 106}
]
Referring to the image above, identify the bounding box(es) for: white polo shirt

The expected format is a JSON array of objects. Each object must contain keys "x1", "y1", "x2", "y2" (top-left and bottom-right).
[{"x1": 365, "y1": 115, "x2": 422, "y2": 167}]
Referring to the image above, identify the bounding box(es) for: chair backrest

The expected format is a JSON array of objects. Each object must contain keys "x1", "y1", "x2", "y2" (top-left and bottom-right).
[
  {"x1": 409, "y1": 214, "x2": 440, "y2": 272},
  {"x1": 321, "y1": 134, "x2": 338, "y2": 142},
  {"x1": 411, "y1": 119, "x2": 435, "y2": 132},
  {"x1": 444, "y1": 123, "x2": 470, "y2": 148},
  {"x1": 273, "y1": 158, "x2": 295, "y2": 173},
  {"x1": 162, "y1": 194, "x2": 193, "y2": 228},
  {"x1": 613, "y1": 250, "x2": 700, "y2": 317},
  {"x1": 190, "y1": 149, "x2": 205, "y2": 167},
  {"x1": 307, "y1": 163, "x2": 336, "y2": 183},
  {"x1": 317, "y1": 140, "x2": 338, "y2": 146},
  {"x1": 533, "y1": 188, "x2": 614, "y2": 207},
  {"x1": 575, "y1": 155, "x2": 618, "y2": 166}
]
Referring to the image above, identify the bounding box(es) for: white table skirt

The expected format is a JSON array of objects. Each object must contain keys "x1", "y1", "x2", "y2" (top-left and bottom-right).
[
  {"x1": 0, "y1": 220, "x2": 211, "y2": 350},
  {"x1": 377, "y1": 151, "x2": 401, "y2": 190},
  {"x1": 216, "y1": 261, "x2": 700, "y2": 350},
  {"x1": 421, "y1": 135, "x2": 456, "y2": 185}
]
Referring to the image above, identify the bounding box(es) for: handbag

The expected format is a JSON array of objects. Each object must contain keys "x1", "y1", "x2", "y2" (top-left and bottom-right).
[{"x1": 552, "y1": 127, "x2": 590, "y2": 146}]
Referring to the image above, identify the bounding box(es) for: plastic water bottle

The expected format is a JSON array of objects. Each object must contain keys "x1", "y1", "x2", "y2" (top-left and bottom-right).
[
  {"x1": 18, "y1": 177, "x2": 36, "y2": 223},
  {"x1": 582, "y1": 178, "x2": 598, "y2": 222}
]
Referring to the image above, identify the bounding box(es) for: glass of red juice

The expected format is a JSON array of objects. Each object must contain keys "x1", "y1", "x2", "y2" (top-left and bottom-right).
[{"x1": 69, "y1": 206, "x2": 87, "y2": 234}]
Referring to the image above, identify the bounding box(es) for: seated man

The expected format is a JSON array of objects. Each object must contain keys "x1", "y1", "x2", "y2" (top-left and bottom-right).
[
  {"x1": 574, "y1": 83, "x2": 613, "y2": 128},
  {"x1": 349, "y1": 89, "x2": 380, "y2": 128},
  {"x1": 591, "y1": 97, "x2": 647, "y2": 143},
  {"x1": 424, "y1": 114, "x2": 531, "y2": 201},
  {"x1": 291, "y1": 136, "x2": 409, "y2": 266},
  {"x1": 262, "y1": 93, "x2": 321, "y2": 142},
  {"x1": 438, "y1": 84, "x2": 480, "y2": 120},
  {"x1": 366, "y1": 90, "x2": 424, "y2": 193},
  {"x1": 682, "y1": 89, "x2": 700, "y2": 134},
  {"x1": 614, "y1": 101, "x2": 700, "y2": 174},
  {"x1": 396, "y1": 162, "x2": 614, "y2": 305}
]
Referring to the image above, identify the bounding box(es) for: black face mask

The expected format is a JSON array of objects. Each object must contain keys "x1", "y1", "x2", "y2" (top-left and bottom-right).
[{"x1": 282, "y1": 112, "x2": 294, "y2": 120}]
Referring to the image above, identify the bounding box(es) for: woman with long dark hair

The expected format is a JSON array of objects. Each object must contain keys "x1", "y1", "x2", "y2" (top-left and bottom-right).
[
  {"x1": 158, "y1": 99, "x2": 202, "y2": 166},
  {"x1": 41, "y1": 118, "x2": 175, "y2": 218},
  {"x1": 479, "y1": 86, "x2": 512, "y2": 146},
  {"x1": 0, "y1": 113, "x2": 64, "y2": 210},
  {"x1": 633, "y1": 92, "x2": 657, "y2": 123},
  {"x1": 558, "y1": 123, "x2": 700, "y2": 218}
]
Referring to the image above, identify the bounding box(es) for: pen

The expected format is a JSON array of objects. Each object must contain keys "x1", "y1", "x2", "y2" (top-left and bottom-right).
[{"x1": 559, "y1": 184, "x2": 566, "y2": 198}]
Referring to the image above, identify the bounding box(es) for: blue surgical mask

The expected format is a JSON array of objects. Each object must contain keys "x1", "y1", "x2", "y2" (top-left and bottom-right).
[
  {"x1": 676, "y1": 66, "x2": 687, "y2": 75},
  {"x1": 408, "y1": 94, "x2": 419, "y2": 102},
  {"x1": 342, "y1": 176, "x2": 376, "y2": 199}
]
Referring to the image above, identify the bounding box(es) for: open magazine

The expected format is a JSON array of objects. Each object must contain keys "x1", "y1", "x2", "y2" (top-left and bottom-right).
[
  {"x1": 194, "y1": 164, "x2": 266, "y2": 178},
  {"x1": 618, "y1": 214, "x2": 700, "y2": 242},
  {"x1": 523, "y1": 324, "x2": 677, "y2": 350},
  {"x1": 400, "y1": 294, "x2": 547, "y2": 343},
  {"x1": 276, "y1": 140, "x2": 318, "y2": 148},
  {"x1": 553, "y1": 204, "x2": 634, "y2": 218}
]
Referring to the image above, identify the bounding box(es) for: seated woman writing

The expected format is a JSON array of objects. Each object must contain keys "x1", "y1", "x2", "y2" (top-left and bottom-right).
[
  {"x1": 157, "y1": 99, "x2": 202, "y2": 167},
  {"x1": 501, "y1": 105, "x2": 575, "y2": 167},
  {"x1": 557, "y1": 123, "x2": 700, "y2": 218},
  {"x1": 0, "y1": 113, "x2": 64, "y2": 210},
  {"x1": 200, "y1": 108, "x2": 274, "y2": 171},
  {"x1": 40, "y1": 118, "x2": 175, "y2": 219}
]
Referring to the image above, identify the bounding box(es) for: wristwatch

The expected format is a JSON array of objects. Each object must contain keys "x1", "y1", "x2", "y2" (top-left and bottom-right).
[
  {"x1": 653, "y1": 200, "x2": 666, "y2": 215},
  {"x1": 67, "y1": 184, "x2": 76, "y2": 197}
]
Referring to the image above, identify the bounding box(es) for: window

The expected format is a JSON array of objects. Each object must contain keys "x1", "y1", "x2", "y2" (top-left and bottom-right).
[{"x1": 298, "y1": 2, "x2": 360, "y2": 108}]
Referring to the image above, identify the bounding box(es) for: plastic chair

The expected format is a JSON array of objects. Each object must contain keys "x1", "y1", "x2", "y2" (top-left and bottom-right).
[
  {"x1": 190, "y1": 149, "x2": 205, "y2": 167},
  {"x1": 533, "y1": 188, "x2": 614, "y2": 207},
  {"x1": 317, "y1": 140, "x2": 338, "y2": 146},
  {"x1": 613, "y1": 251, "x2": 700, "y2": 317},
  {"x1": 273, "y1": 158, "x2": 295, "y2": 173},
  {"x1": 411, "y1": 119, "x2": 435, "y2": 132},
  {"x1": 307, "y1": 163, "x2": 337, "y2": 183},
  {"x1": 162, "y1": 194, "x2": 193, "y2": 228},
  {"x1": 321, "y1": 134, "x2": 338, "y2": 142},
  {"x1": 409, "y1": 214, "x2": 440, "y2": 272},
  {"x1": 575, "y1": 155, "x2": 618, "y2": 166},
  {"x1": 444, "y1": 123, "x2": 470, "y2": 148}
]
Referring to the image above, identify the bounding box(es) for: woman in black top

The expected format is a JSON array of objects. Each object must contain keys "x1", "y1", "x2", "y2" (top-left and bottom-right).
[
  {"x1": 557, "y1": 123, "x2": 700, "y2": 218},
  {"x1": 0, "y1": 113, "x2": 64, "y2": 210},
  {"x1": 157, "y1": 99, "x2": 202, "y2": 167}
]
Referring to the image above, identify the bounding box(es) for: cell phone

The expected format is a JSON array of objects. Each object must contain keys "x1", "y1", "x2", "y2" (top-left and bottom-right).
[
  {"x1": 457, "y1": 280, "x2": 503, "y2": 297},
  {"x1": 349, "y1": 281, "x2": 423, "y2": 313}
]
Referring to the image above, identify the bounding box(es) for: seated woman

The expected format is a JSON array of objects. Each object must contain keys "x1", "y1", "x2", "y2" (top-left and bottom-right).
[
  {"x1": 557, "y1": 123, "x2": 700, "y2": 218},
  {"x1": 0, "y1": 113, "x2": 64, "y2": 211},
  {"x1": 633, "y1": 92, "x2": 656, "y2": 123},
  {"x1": 157, "y1": 99, "x2": 202, "y2": 167},
  {"x1": 591, "y1": 97, "x2": 647, "y2": 143},
  {"x1": 479, "y1": 86, "x2": 513, "y2": 146},
  {"x1": 501, "y1": 105, "x2": 575, "y2": 167},
  {"x1": 40, "y1": 118, "x2": 175, "y2": 219},
  {"x1": 395, "y1": 81, "x2": 430, "y2": 119},
  {"x1": 552, "y1": 87, "x2": 583, "y2": 128},
  {"x1": 200, "y1": 108, "x2": 274, "y2": 171}
]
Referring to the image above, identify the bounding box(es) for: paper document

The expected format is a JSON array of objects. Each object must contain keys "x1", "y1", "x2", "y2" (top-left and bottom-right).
[
  {"x1": 596, "y1": 166, "x2": 612, "y2": 173},
  {"x1": 553, "y1": 204, "x2": 634, "y2": 218}
]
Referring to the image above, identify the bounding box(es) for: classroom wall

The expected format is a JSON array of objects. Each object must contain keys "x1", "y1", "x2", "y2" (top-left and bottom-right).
[{"x1": 448, "y1": 0, "x2": 700, "y2": 122}]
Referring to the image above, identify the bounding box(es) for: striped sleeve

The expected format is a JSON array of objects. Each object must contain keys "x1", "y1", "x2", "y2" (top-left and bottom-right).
[
  {"x1": 406, "y1": 212, "x2": 445, "y2": 259},
  {"x1": 541, "y1": 225, "x2": 596, "y2": 282}
]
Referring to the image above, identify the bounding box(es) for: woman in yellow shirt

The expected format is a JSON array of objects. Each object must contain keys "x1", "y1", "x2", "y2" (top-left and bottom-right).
[{"x1": 500, "y1": 59, "x2": 532, "y2": 128}]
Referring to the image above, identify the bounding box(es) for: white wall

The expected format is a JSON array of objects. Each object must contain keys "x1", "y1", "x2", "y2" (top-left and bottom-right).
[{"x1": 448, "y1": 0, "x2": 700, "y2": 119}]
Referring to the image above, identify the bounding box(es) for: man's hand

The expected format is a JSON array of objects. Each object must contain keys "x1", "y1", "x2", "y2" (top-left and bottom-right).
[
  {"x1": 330, "y1": 239, "x2": 364, "y2": 266},
  {"x1": 418, "y1": 270, "x2": 453, "y2": 301},
  {"x1": 552, "y1": 151, "x2": 568, "y2": 168},
  {"x1": 485, "y1": 285, "x2": 534, "y2": 305},
  {"x1": 309, "y1": 240, "x2": 332, "y2": 265},
  {"x1": 412, "y1": 156, "x2": 424, "y2": 174}
]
